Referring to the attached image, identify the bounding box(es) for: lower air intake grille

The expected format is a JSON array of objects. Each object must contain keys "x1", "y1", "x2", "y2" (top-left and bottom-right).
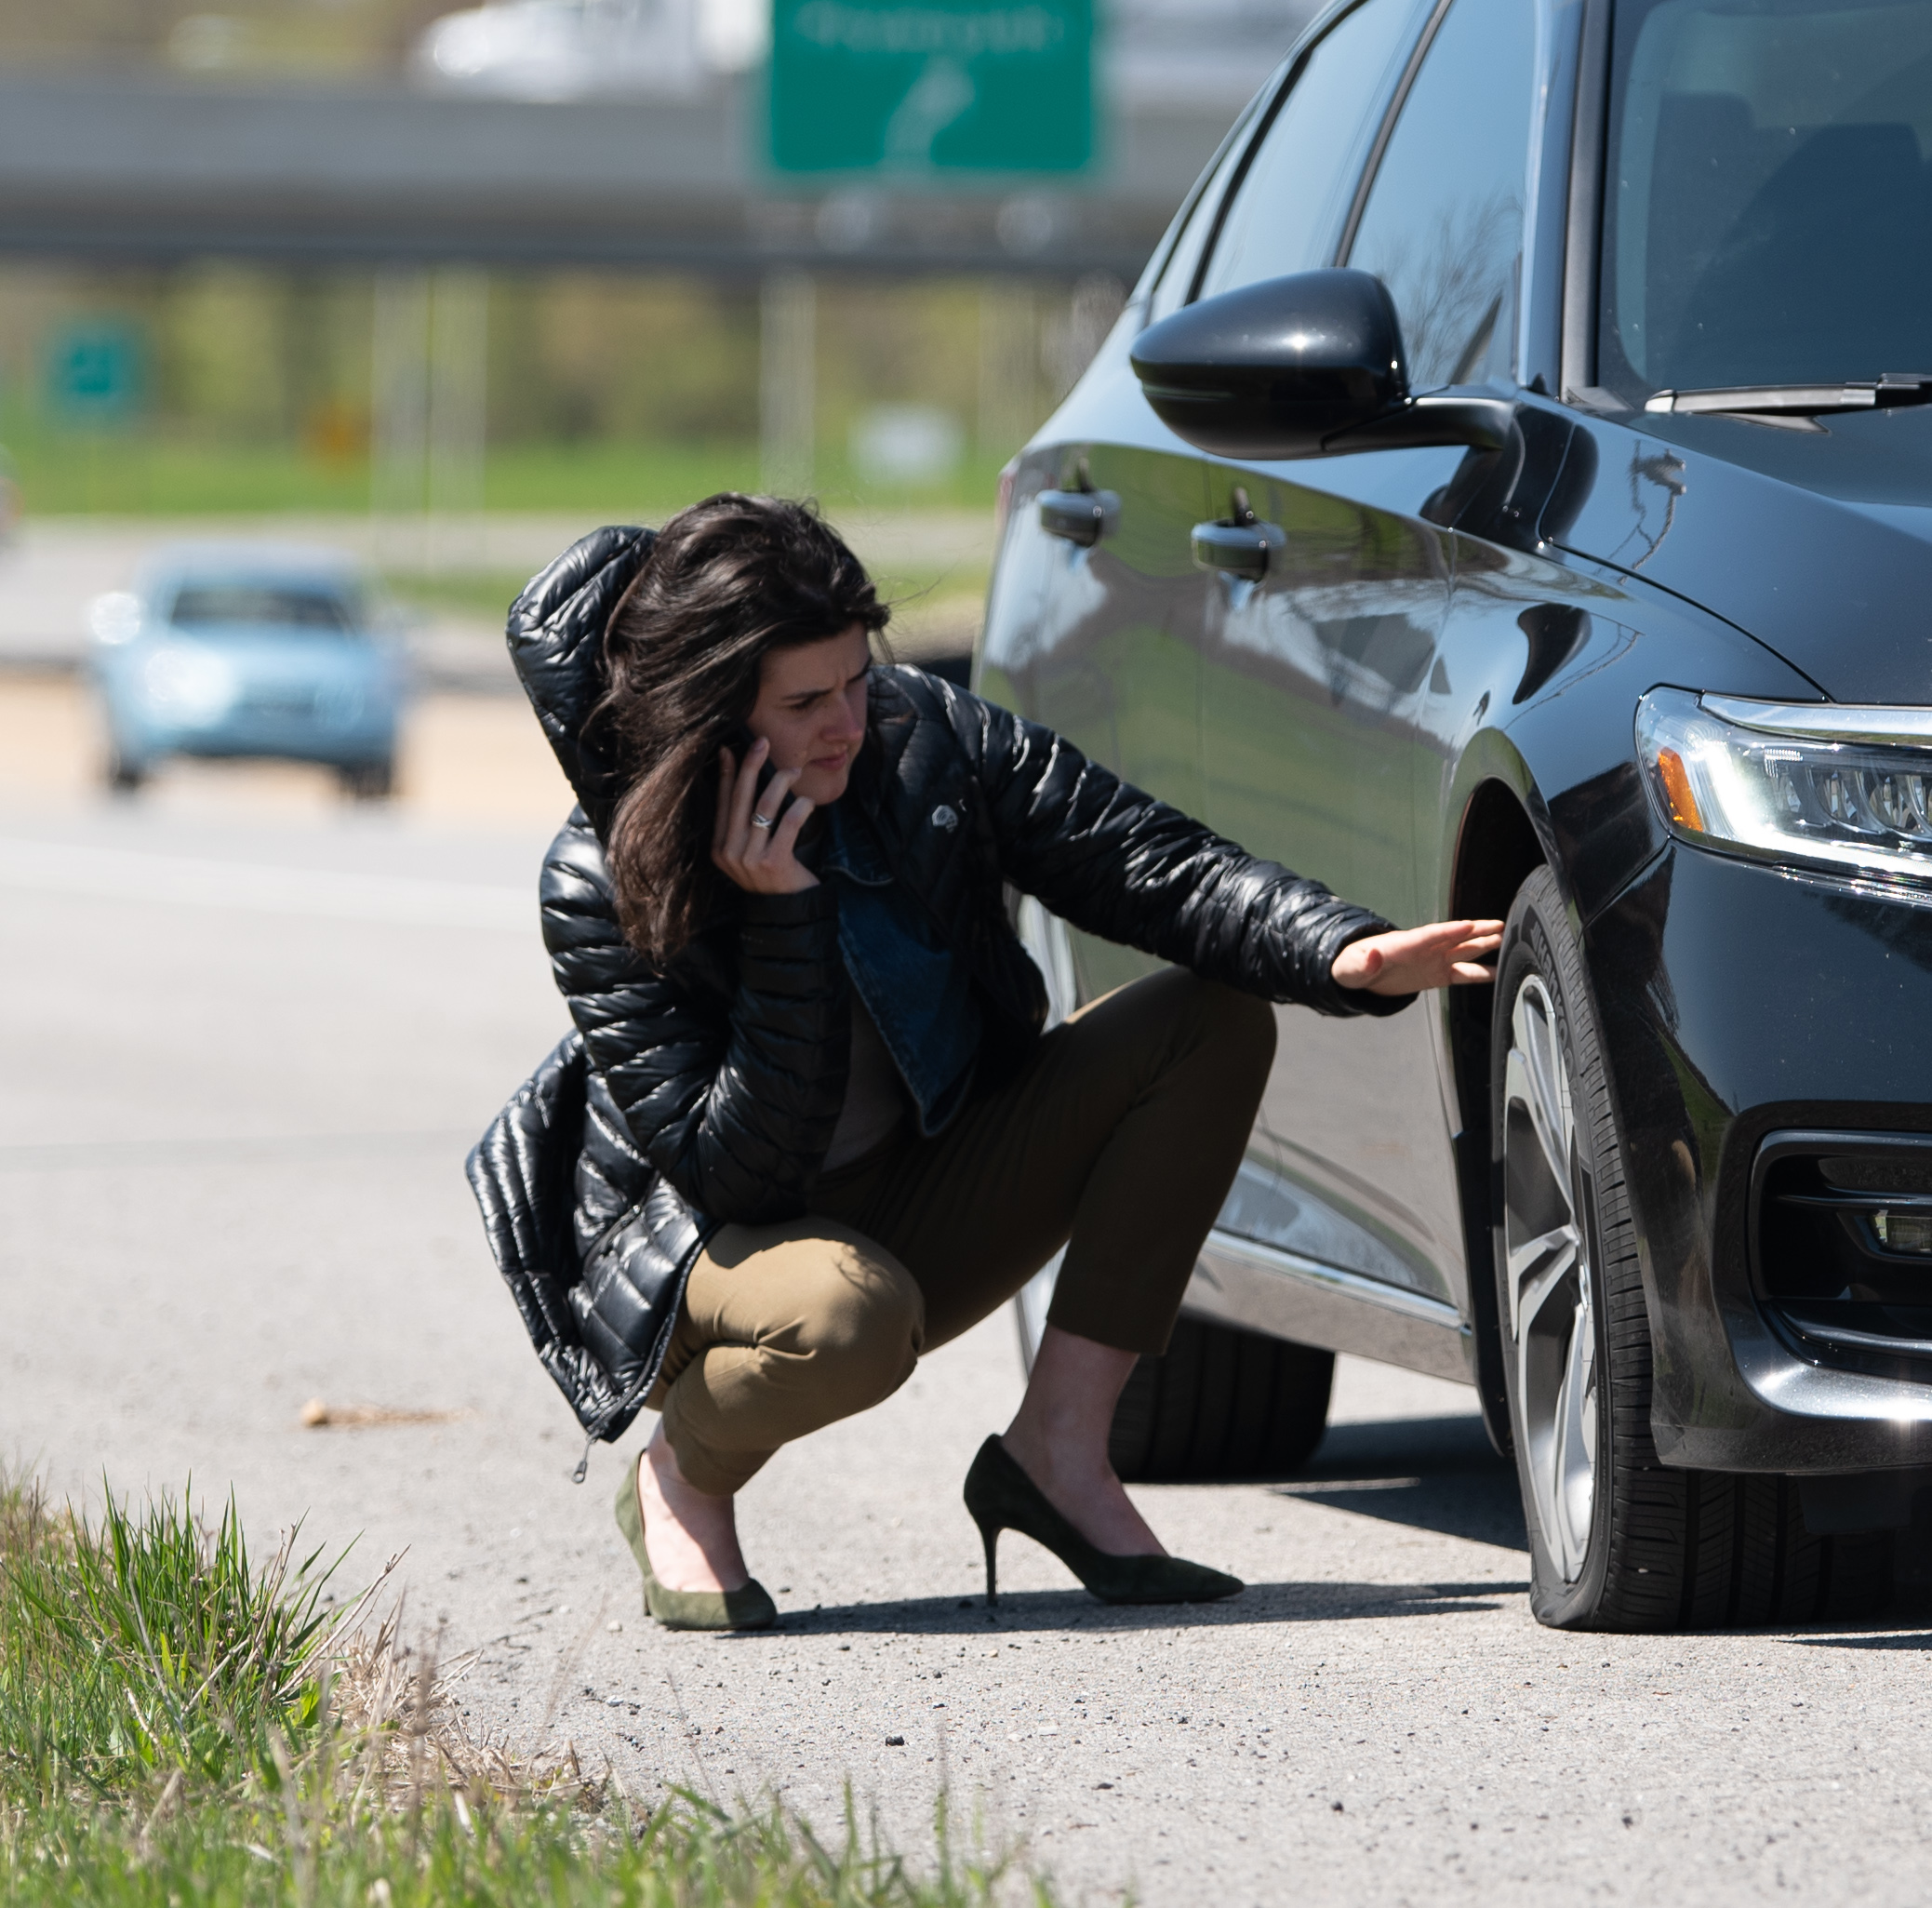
[{"x1": 1752, "y1": 1129, "x2": 1932, "y2": 1375}]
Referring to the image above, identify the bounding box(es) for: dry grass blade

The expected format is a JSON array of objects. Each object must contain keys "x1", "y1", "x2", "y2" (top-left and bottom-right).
[
  {"x1": 299, "y1": 1399, "x2": 472, "y2": 1429},
  {"x1": 134, "y1": 1766, "x2": 184, "y2": 1859},
  {"x1": 325, "y1": 1606, "x2": 595, "y2": 1814}
]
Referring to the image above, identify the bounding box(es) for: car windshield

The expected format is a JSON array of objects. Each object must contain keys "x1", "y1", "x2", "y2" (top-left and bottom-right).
[
  {"x1": 1599, "y1": 0, "x2": 1932, "y2": 400},
  {"x1": 167, "y1": 581, "x2": 361, "y2": 632}
]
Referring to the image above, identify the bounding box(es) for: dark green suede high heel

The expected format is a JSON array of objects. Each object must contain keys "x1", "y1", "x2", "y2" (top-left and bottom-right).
[
  {"x1": 613, "y1": 1462, "x2": 777, "y2": 1633},
  {"x1": 963, "y1": 1435, "x2": 1243, "y2": 1607}
]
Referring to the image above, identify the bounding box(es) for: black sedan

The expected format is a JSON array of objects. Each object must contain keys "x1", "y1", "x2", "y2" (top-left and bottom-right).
[{"x1": 981, "y1": 0, "x2": 1932, "y2": 1630}]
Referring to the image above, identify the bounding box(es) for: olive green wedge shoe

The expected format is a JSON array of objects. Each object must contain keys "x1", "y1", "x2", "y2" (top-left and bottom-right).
[
  {"x1": 613, "y1": 1465, "x2": 778, "y2": 1633},
  {"x1": 963, "y1": 1434, "x2": 1243, "y2": 1607}
]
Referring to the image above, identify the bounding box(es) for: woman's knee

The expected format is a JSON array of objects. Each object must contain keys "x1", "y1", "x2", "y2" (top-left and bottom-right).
[
  {"x1": 775, "y1": 1240, "x2": 925, "y2": 1404},
  {"x1": 1179, "y1": 973, "x2": 1277, "y2": 1078}
]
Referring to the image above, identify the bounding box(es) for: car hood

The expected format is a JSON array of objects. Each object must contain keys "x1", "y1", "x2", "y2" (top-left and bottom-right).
[{"x1": 1550, "y1": 404, "x2": 1932, "y2": 704}]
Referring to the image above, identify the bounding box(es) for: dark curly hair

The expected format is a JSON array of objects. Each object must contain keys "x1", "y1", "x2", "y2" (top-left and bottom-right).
[{"x1": 590, "y1": 493, "x2": 889, "y2": 965}]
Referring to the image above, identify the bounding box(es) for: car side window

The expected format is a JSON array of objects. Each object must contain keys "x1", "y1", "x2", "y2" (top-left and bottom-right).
[
  {"x1": 1344, "y1": 0, "x2": 1538, "y2": 388},
  {"x1": 1145, "y1": 113, "x2": 1258, "y2": 324},
  {"x1": 1198, "y1": 0, "x2": 1424, "y2": 300}
]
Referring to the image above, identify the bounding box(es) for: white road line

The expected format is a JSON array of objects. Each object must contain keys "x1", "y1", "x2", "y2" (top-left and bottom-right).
[{"x1": 0, "y1": 838, "x2": 532, "y2": 931}]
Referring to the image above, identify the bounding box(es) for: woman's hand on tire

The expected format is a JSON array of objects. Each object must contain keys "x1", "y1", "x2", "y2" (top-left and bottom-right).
[
  {"x1": 1331, "y1": 918, "x2": 1503, "y2": 995},
  {"x1": 712, "y1": 739, "x2": 819, "y2": 895}
]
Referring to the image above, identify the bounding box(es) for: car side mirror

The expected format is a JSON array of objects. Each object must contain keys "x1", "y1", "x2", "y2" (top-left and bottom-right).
[{"x1": 1129, "y1": 268, "x2": 1512, "y2": 461}]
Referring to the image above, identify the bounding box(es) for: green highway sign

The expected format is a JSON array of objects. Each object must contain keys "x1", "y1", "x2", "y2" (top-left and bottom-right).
[
  {"x1": 767, "y1": 0, "x2": 1094, "y2": 177},
  {"x1": 47, "y1": 319, "x2": 146, "y2": 423}
]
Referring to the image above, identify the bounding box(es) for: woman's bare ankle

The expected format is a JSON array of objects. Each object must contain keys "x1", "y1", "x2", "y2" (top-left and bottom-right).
[
  {"x1": 1002, "y1": 1327, "x2": 1166, "y2": 1557},
  {"x1": 636, "y1": 1435, "x2": 751, "y2": 1593},
  {"x1": 997, "y1": 1428, "x2": 1165, "y2": 1558}
]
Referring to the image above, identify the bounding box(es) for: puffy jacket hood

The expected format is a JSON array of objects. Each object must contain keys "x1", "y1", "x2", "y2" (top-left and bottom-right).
[{"x1": 506, "y1": 523, "x2": 654, "y2": 835}]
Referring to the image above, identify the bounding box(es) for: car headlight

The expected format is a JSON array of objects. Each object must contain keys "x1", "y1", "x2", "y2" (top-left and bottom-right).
[
  {"x1": 1637, "y1": 687, "x2": 1932, "y2": 887},
  {"x1": 141, "y1": 645, "x2": 234, "y2": 721},
  {"x1": 88, "y1": 591, "x2": 143, "y2": 646}
]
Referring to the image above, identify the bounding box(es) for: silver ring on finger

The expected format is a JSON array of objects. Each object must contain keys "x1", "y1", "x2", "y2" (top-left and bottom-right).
[{"x1": 750, "y1": 811, "x2": 775, "y2": 830}]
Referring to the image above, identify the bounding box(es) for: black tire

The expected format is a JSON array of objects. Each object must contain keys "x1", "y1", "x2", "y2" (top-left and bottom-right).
[
  {"x1": 1494, "y1": 867, "x2": 1893, "y2": 1628},
  {"x1": 338, "y1": 758, "x2": 395, "y2": 801},
  {"x1": 1108, "y1": 1317, "x2": 1334, "y2": 1483}
]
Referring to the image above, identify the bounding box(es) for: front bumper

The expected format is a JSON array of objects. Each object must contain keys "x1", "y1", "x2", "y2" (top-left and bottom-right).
[
  {"x1": 1589, "y1": 842, "x2": 1932, "y2": 1472},
  {"x1": 109, "y1": 693, "x2": 396, "y2": 767}
]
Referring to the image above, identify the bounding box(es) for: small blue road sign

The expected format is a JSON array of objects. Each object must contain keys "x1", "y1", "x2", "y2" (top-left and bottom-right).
[{"x1": 47, "y1": 321, "x2": 147, "y2": 423}]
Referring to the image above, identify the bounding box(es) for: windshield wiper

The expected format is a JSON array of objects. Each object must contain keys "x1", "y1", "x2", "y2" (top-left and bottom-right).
[{"x1": 1646, "y1": 374, "x2": 1932, "y2": 417}]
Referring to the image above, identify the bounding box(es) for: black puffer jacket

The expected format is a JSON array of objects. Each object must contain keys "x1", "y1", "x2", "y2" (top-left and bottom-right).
[{"x1": 467, "y1": 526, "x2": 1409, "y2": 1461}]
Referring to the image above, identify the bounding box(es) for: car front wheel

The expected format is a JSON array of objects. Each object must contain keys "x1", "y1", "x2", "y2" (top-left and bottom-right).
[
  {"x1": 338, "y1": 757, "x2": 395, "y2": 801},
  {"x1": 1494, "y1": 867, "x2": 1892, "y2": 1629},
  {"x1": 104, "y1": 747, "x2": 146, "y2": 794}
]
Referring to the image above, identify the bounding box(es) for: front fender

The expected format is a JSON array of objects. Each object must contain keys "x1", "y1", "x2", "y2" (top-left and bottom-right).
[
  {"x1": 1429, "y1": 549, "x2": 1823, "y2": 1466},
  {"x1": 1437, "y1": 554, "x2": 1819, "y2": 930}
]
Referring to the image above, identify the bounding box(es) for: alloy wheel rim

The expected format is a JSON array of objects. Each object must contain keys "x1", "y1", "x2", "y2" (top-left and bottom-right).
[{"x1": 1502, "y1": 974, "x2": 1599, "y2": 1583}]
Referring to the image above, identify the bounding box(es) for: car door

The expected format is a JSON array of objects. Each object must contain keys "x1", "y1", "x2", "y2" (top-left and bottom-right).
[{"x1": 1186, "y1": 0, "x2": 1541, "y2": 1310}]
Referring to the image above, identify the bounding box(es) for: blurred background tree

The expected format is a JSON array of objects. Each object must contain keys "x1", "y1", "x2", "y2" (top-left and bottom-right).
[
  {"x1": 0, "y1": 260, "x2": 1086, "y2": 515},
  {"x1": 0, "y1": 0, "x2": 446, "y2": 73}
]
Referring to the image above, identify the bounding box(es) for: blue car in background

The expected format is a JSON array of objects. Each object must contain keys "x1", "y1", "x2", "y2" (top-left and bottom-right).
[{"x1": 89, "y1": 543, "x2": 406, "y2": 798}]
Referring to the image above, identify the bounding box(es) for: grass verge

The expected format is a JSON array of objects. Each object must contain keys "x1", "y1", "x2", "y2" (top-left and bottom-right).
[
  {"x1": 0, "y1": 427, "x2": 1006, "y2": 521},
  {"x1": 0, "y1": 1474, "x2": 1041, "y2": 1907}
]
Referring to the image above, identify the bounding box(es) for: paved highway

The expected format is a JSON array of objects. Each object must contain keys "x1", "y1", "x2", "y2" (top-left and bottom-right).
[{"x1": 3, "y1": 768, "x2": 1930, "y2": 1905}]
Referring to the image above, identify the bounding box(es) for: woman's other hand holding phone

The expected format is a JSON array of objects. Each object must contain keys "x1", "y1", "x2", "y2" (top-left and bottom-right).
[{"x1": 712, "y1": 737, "x2": 819, "y2": 895}]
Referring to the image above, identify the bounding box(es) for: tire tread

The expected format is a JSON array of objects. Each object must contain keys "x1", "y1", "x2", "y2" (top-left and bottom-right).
[{"x1": 1110, "y1": 1318, "x2": 1333, "y2": 1483}]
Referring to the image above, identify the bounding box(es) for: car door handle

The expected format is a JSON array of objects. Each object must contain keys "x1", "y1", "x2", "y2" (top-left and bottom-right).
[
  {"x1": 1191, "y1": 517, "x2": 1286, "y2": 579},
  {"x1": 1038, "y1": 488, "x2": 1120, "y2": 546}
]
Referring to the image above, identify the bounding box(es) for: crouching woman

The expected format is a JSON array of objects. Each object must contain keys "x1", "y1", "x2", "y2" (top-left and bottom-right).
[{"x1": 470, "y1": 492, "x2": 1499, "y2": 1633}]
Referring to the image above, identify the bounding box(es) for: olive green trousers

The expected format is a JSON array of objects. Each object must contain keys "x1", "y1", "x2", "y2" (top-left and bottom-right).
[{"x1": 646, "y1": 967, "x2": 1275, "y2": 1495}]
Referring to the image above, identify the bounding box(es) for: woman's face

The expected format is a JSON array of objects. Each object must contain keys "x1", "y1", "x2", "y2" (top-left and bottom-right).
[{"x1": 746, "y1": 623, "x2": 873, "y2": 807}]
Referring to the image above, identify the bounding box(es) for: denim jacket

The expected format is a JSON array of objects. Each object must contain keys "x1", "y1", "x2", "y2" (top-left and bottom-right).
[{"x1": 821, "y1": 798, "x2": 981, "y2": 1138}]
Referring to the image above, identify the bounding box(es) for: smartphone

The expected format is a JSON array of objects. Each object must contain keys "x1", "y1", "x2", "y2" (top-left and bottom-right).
[{"x1": 721, "y1": 722, "x2": 782, "y2": 814}]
